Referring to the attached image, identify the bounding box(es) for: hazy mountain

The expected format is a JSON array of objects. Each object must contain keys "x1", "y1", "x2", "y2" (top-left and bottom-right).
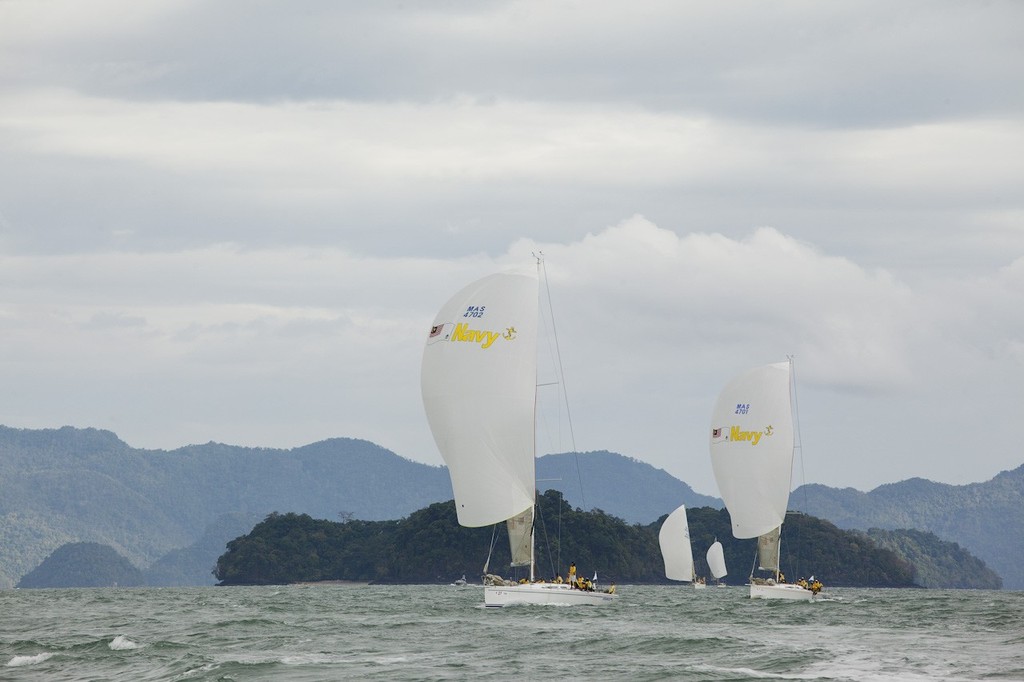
[
  {"x1": 17, "y1": 542, "x2": 144, "y2": 588},
  {"x1": 0, "y1": 426, "x2": 714, "y2": 588},
  {"x1": 2, "y1": 425, "x2": 1019, "y2": 590},
  {"x1": 143, "y1": 512, "x2": 261, "y2": 586},
  {"x1": 791, "y1": 464, "x2": 1024, "y2": 589},
  {"x1": 0, "y1": 426, "x2": 452, "y2": 588},
  {"x1": 538, "y1": 450, "x2": 720, "y2": 519},
  {"x1": 863, "y1": 528, "x2": 1001, "y2": 589}
]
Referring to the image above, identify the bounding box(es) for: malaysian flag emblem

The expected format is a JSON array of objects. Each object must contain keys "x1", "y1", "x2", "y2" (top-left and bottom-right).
[
  {"x1": 712, "y1": 427, "x2": 723, "y2": 440},
  {"x1": 429, "y1": 324, "x2": 443, "y2": 338}
]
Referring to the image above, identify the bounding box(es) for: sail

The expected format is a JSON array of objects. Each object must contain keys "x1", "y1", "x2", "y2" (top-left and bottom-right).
[
  {"x1": 506, "y1": 508, "x2": 533, "y2": 567},
  {"x1": 706, "y1": 540, "x2": 727, "y2": 580},
  {"x1": 756, "y1": 526, "x2": 781, "y2": 571},
  {"x1": 709, "y1": 362, "x2": 795, "y2": 539},
  {"x1": 658, "y1": 504, "x2": 694, "y2": 582},
  {"x1": 421, "y1": 271, "x2": 539, "y2": 527}
]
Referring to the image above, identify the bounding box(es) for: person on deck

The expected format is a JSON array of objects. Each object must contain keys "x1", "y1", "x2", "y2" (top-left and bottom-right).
[{"x1": 567, "y1": 562, "x2": 576, "y2": 586}]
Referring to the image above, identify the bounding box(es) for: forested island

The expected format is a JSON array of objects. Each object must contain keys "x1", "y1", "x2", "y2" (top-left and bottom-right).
[{"x1": 214, "y1": 491, "x2": 999, "y2": 588}]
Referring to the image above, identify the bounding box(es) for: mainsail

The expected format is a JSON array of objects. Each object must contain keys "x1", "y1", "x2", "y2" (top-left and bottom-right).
[
  {"x1": 421, "y1": 270, "x2": 538, "y2": 533},
  {"x1": 756, "y1": 526, "x2": 782, "y2": 571},
  {"x1": 658, "y1": 504, "x2": 694, "y2": 582},
  {"x1": 506, "y1": 508, "x2": 534, "y2": 567}
]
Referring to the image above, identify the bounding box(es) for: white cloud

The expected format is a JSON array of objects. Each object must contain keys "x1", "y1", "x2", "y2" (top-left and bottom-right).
[
  {"x1": 2, "y1": 220, "x2": 1021, "y2": 495},
  {"x1": 1, "y1": 0, "x2": 1022, "y2": 496}
]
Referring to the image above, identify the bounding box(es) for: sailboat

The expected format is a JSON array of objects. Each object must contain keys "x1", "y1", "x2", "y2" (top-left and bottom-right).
[
  {"x1": 706, "y1": 539, "x2": 728, "y2": 587},
  {"x1": 659, "y1": 504, "x2": 703, "y2": 587},
  {"x1": 709, "y1": 360, "x2": 816, "y2": 601},
  {"x1": 421, "y1": 264, "x2": 616, "y2": 608}
]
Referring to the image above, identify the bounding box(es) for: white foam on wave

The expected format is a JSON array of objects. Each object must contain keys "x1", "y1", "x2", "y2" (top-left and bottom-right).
[
  {"x1": 691, "y1": 663, "x2": 821, "y2": 679},
  {"x1": 109, "y1": 635, "x2": 140, "y2": 650},
  {"x1": 280, "y1": 653, "x2": 347, "y2": 665},
  {"x1": 7, "y1": 652, "x2": 54, "y2": 667}
]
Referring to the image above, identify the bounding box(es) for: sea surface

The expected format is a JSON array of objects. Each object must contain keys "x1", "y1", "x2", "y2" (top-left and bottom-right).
[{"x1": 1, "y1": 584, "x2": 1022, "y2": 681}]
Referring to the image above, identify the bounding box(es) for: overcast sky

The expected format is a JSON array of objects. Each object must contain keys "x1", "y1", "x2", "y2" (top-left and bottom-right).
[{"x1": 1, "y1": 0, "x2": 1022, "y2": 497}]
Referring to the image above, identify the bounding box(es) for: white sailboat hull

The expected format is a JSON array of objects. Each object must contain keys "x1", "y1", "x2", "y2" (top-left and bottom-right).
[
  {"x1": 749, "y1": 582, "x2": 814, "y2": 601},
  {"x1": 484, "y1": 583, "x2": 617, "y2": 608}
]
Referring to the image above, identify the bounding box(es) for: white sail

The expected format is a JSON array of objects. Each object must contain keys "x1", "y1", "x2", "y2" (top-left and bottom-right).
[
  {"x1": 421, "y1": 271, "x2": 539, "y2": 528},
  {"x1": 708, "y1": 362, "x2": 794, "y2": 539},
  {"x1": 658, "y1": 504, "x2": 694, "y2": 582},
  {"x1": 706, "y1": 540, "x2": 727, "y2": 580}
]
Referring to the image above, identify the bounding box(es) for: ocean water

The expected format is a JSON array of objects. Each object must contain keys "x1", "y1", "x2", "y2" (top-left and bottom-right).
[{"x1": 1, "y1": 585, "x2": 1022, "y2": 681}]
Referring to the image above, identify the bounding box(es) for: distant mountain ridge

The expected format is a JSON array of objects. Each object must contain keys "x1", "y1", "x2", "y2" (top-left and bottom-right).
[
  {"x1": 0, "y1": 426, "x2": 451, "y2": 587},
  {"x1": 1, "y1": 425, "x2": 1018, "y2": 588},
  {"x1": 0, "y1": 425, "x2": 714, "y2": 588},
  {"x1": 791, "y1": 464, "x2": 1024, "y2": 589}
]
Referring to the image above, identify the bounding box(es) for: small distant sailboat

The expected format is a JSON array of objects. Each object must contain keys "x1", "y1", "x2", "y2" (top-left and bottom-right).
[
  {"x1": 658, "y1": 504, "x2": 704, "y2": 587},
  {"x1": 706, "y1": 539, "x2": 728, "y2": 587},
  {"x1": 421, "y1": 261, "x2": 616, "y2": 608},
  {"x1": 709, "y1": 359, "x2": 818, "y2": 601}
]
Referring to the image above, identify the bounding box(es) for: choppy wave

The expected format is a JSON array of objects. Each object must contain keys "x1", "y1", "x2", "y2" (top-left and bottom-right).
[
  {"x1": 0, "y1": 585, "x2": 1021, "y2": 680},
  {"x1": 6, "y1": 652, "x2": 54, "y2": 667},
  {"x1": 109, "y1": 634, "x2": 140, "y2": 650}
]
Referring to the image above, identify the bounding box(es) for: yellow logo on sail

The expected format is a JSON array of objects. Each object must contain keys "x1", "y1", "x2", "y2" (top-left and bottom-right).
[
  {"x1": 729, "y1": 425, "x2": 773, "y2": 445},
  {"x1": 450, "y1": 322, "x2": 515, "y2": 349}
]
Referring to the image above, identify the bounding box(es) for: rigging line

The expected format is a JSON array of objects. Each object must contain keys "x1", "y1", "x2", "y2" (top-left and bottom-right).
[
  {"x1": 535, "y1": 496, "x2": 557, "y2": 580},
  {"x1": 538, "y1": 255, "x2": 587, "y2": 510},
  {"x1": 534, "y1": 257, "x2": 562, "y2": 457},
  {"x1": 786, "y1": 356, "x2": 802, "y2": 493},
  {"x1": 537, "y1": 478, "x2": 562, "y2": 578},
  {"x1": 789, "y1": 354, "x2": 807, "y2": 580},
  {"x1": 484, "y1": 524, "x2": 500, "y2": 576}
]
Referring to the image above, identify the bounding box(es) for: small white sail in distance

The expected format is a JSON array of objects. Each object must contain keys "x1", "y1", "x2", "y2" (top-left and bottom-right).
[
  {"x1": 658, "y1": 504, "x2": 694, "y2": 582},
  {"x1": 706, "y1": 540, "x2": 727, "y2": 580}
]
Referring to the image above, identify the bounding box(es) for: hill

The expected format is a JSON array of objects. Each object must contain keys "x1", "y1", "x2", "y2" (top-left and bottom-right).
[
  {"x1": 0, "y1": 426, "x2": 716, "y2": 588},
  {"x1": 0, "y1": 426, "x2": 452, "y2": 588},
  {"x1": 17, "y1": 542, "x2": 144, "y2": 588},
  {"x1": 863, "y1": 528, "x2": 1001, "y2": 589},
  {"x1": 538, "y1": 450, "x2": 720, "y2": 519},
  {"x1": 2, "y1": 425, "x2": 1018, "y2": 589},
  {"x1": 791, "y1": 464, "x2": 1024, "y2": 589}
]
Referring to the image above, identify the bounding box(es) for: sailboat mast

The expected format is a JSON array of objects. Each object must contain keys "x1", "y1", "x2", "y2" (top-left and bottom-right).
[{"x1": 530, "y1": 526, "x2": 535, "y2": 582}]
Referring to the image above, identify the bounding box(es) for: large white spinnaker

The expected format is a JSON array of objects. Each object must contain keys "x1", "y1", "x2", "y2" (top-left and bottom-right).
[
  {"x1": 706, "y1": 540, "x2": 727, "y2": 581},
  {"x1": 658, "y1": 504, "x2": 694, "y2": 582},
  {"x1": 709, "y1": 362, "x2": 794, "y2": 539},
  {"x1": 421, "y1": 271, "x2": 539, "y2": 528}
]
